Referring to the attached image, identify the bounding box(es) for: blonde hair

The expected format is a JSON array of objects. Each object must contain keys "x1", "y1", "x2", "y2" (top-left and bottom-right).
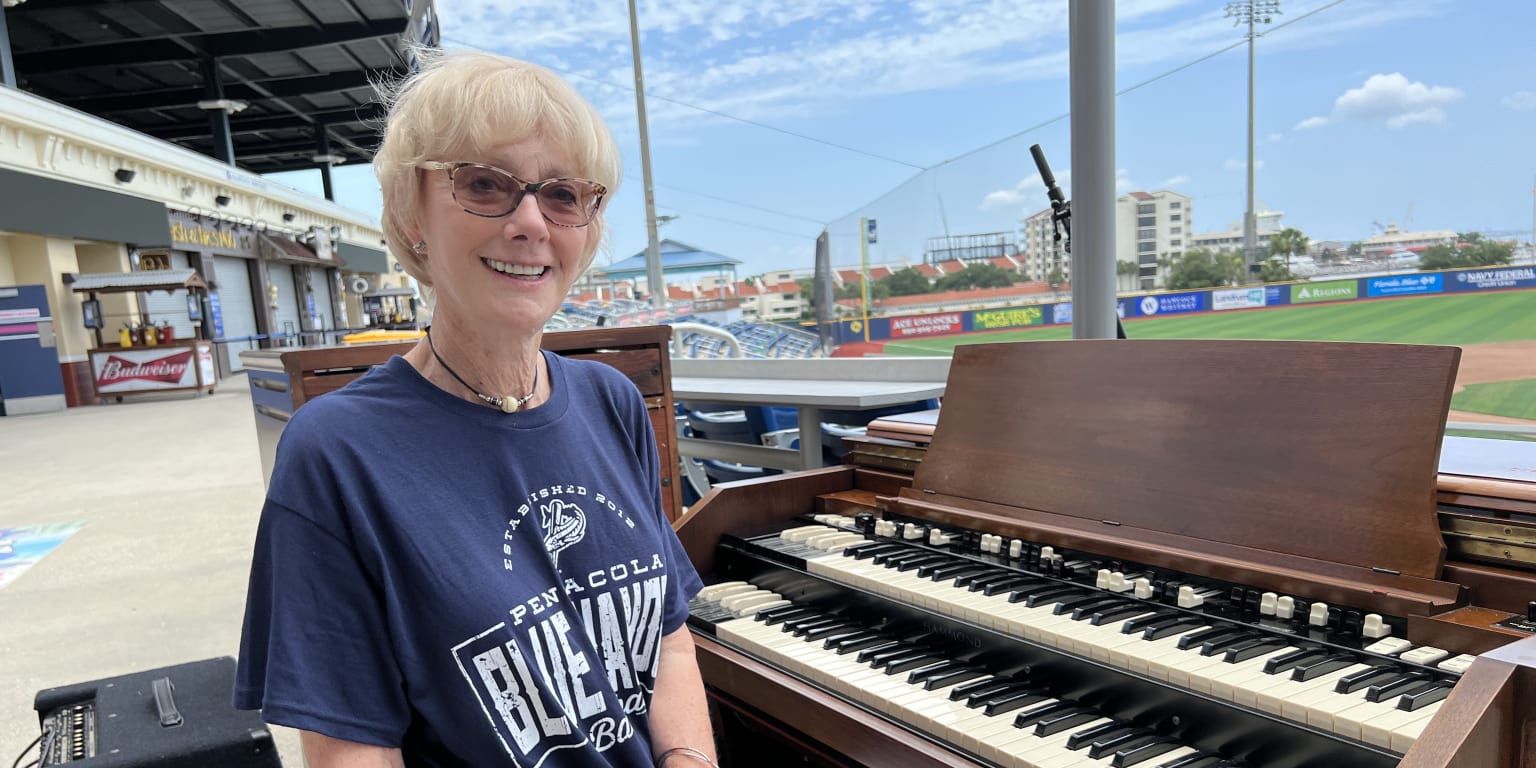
[{"x1": 373, "y1": 49, "x2": 621, "y2": 292}]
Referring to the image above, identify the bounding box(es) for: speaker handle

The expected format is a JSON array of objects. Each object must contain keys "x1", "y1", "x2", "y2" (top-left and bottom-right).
[{"x1": 152, "y1": 677, "x2": 183, "y2": 727}]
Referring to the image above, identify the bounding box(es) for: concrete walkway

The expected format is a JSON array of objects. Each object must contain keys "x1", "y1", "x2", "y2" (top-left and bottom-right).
[{"x1": 0, "y1": 379, "x2": 303, "y2": 766}]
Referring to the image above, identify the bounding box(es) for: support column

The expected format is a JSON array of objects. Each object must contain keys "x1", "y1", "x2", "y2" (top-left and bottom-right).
[
  {"x1": 11, "y1": 235, "x2": 92, "y2": 405},
  {"x1": 202, "y1": 59, "x2": 236, "y2": 165},
  {"x1": 314, "y1": 127, "x2": 336, "y2": 201},
  {"x1": 0, "y1": 2, "x2": 17, "y2": 89},
  {"x1": 1068, "y1": 0, "x2": 1117, "y2": 340}
]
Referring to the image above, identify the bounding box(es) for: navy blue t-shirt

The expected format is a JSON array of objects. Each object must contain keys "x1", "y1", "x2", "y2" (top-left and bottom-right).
[{"x1": 235, "y1": 352, "x2": 703, "y2": 767}]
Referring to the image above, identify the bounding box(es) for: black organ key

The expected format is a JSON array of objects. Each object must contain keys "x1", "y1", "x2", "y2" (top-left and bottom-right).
[
  {"x1": 921, "y1": 667, "x2": 989, "y2": 691},
  {"x1": 1065, "y1": 721, "x2": 1130, "y2": 749},
  {"x1": 1175, "y1": 626, "x2": 1237, "y2": 651},
  {"x1": 1290, "y1": 655, "x2": 1358, "y2": 681},
  {"x1": 885, "y1": 655, "x2": 947, "y2": 675},
  {"x1": 1034, "y1": 708, "x2": 1100, "y2": 736},
  {"x1": 1053, "y1": 594, "x2": 1117, "y2": 616},
  {"x1": 1223, "y1": 637, "x2": 1290, "y2": 663},
  {"x1": 1091, "y1": 603, "x2": 1154, "y2": 626},
  {"x1": 983, "y1": 576, "x2": 1040, "y2": 596},
  {"x1": 1198, "y1": 632, "x2": 1262, "y2": 656},
  {"x1": 983, "y1": 689, "x2": 1050, "y2": 716},
  {"x1": 1336, "y1": 666, "x2": 1401, "y2": 694},
  {"x1": 756, "y1": 605, "x2": 815, "y2": 625},
  {"x1": 1020, "y1": 586, "x2": 1085, "y2": 607},
  {"x1": 1121, "y1": 611, "x2": 1180, "y2": 634},
  {"x1": 1092, "y1": 731, "x2": 1161, "y2": 760},
  {"x1": 1143, "y1": 618, "x2": 1208, "y2": 641},
  {"x1": 827, "y1": 632, "x2": 885, "y2": 651},
  {"x1": 1398, "y1": 681, "x2": 1455, "y2": 711},
  {"x1": 1365, "y1": 672, "x2": 1433, "y2": 703},
  {"x1": 949, "y1": 677, "x2": 1012, "y2": 702},
  {"x1": 1111, "y1": 739, "x2": 1183, "y2": 767},
  {"x1": 1012, "y1": 701, "x2": 1075, "y2": 729},
  {"x1": 1263, "y1": 648, "x2": 1328, "y2": 675}
]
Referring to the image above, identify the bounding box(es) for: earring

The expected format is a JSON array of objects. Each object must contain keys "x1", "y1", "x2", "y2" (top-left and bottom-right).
[{"x1": 411, "y1": 240, "x2": 426, "y2": 254}]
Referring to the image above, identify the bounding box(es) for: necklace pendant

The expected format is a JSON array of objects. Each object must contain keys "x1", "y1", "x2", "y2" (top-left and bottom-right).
[{"x1": 501, "y1": 397, "x2": 520, "y2": 414}]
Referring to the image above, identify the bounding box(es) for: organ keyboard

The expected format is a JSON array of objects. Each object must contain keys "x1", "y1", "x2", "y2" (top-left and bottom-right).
[{"x1": 675, "y1": 340, "x2": 1536, "y2": 768}]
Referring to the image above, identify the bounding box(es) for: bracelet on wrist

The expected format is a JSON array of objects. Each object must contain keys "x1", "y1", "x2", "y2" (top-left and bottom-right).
[{"x1": 656, "y1": 746, "x2": 718, "y2": 768}]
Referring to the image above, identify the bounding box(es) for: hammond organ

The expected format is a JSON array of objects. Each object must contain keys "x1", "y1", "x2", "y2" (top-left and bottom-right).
[{"x1": 675, "y1": 340, "x2": 1536, "y2": 768}]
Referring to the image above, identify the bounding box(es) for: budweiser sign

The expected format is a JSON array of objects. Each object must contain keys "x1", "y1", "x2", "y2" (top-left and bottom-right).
[{"x1": 95, "y1": 349, "x2": 196, "y2": 391}]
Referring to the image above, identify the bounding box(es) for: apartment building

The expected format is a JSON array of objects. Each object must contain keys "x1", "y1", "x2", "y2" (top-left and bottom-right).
[
  {"x1": 1115, "y1": 191, "x2": 1193, "y2": 291},
  {"x1": 1021, "y1": 208, "x2": 1069, "y2": 284}
]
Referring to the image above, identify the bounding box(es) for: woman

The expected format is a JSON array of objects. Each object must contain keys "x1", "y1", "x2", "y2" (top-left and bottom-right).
[{"x1": 235, "y1": 50, "x2": 716, "y2": 768}]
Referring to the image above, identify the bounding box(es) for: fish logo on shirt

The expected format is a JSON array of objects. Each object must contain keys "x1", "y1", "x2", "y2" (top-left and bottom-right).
[{"x1": 540, "y1": 498, "x2": 587, "y2": 568}]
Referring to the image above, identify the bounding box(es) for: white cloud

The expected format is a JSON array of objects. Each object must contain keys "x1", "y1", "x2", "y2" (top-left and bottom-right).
[
  {"x1": 1294, "y1": 116, "x2": 1329, "y2": 130},
  {"x1": 1503, "y1": 91, "x2": 1536, "y2": 111},
  {"x1": 1224, "y1": 158, "x2": 1264, "y2": 171},
  {"x1": 1161, "y1": 175, "x2": 1191, "y2": 187},
  {"x1": 430, "y1": 0, "x2": 1446, "y2": 136},
  {"x1": 1330, "y1": 72, "x2": 1463, "y2": 128},
  {"x1": 1266, "y1": 132, "x2": 1284, "y2": 143},
  {"x1": 980, "y1": 172, "x2": 1053, "y2": 211},
  {"x1": 1386, "y1": 108, "x2": 1447, "y2": 129}
]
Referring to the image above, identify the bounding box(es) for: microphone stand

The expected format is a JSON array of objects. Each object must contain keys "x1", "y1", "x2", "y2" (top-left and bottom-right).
[{"x1": 1030, "y1": 143, "x2": 1127, "y2": 339}]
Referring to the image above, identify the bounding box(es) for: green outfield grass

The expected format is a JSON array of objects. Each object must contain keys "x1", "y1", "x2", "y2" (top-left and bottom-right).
[
  {"x1": 879, "y1": 290, "x2": 1536, "y2": 356},
  {"x1": 1451, "y1": 379, "x2": 1536, "y2": 421}
]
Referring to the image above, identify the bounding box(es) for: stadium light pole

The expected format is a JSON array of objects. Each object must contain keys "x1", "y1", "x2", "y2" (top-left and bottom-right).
[
  {"x1": 1226, "y1": 0, "x2": 1279, "y2": 276},
  {"x1": 628, "y1": 0, "x2": 666, "y2": 309}
]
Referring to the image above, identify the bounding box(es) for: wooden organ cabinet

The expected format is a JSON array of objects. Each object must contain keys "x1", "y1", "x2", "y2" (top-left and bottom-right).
[{"x1": 674, "y1": 339, "x2": 1536, "y2": 768}]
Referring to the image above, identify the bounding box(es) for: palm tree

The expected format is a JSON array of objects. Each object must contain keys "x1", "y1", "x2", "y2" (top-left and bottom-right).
[{"x1": 1268, "y1": 227, "x2": 1310, "y2": 269}]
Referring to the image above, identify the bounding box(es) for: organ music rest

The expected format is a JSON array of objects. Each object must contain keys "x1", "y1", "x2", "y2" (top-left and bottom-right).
[{"x1": 675, "y1": 339, "x2": 1536, "y2": 768}]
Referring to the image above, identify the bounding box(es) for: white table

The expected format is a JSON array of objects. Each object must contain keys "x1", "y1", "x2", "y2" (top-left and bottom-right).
[{"x1": 671, "y1": 357, "x2": 950, "y2": 471}]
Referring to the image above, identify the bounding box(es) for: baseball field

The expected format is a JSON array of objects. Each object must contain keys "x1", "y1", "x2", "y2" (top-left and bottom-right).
[{"x1": 877, "y1": 289, "x2": 1536, "y2": 424}]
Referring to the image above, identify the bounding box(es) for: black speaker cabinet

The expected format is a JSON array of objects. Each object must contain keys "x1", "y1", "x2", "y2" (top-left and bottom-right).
[{"x1": 33, "y1": 657, "x2": 281, "y2": 767}]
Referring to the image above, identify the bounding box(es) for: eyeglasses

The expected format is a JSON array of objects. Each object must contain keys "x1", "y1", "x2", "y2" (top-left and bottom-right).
[{"x1": 418, "y1": 161, "x2": 606, "y2": 228}]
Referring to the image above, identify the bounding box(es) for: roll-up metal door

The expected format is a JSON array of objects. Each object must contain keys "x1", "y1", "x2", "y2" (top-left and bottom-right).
[
  {"x1": 142, "y1": 252, "x2": 194, "y2": 339},
  {"x1": 268, "y1": 263, "x2": 301, "y2": 346},
  {"x1": 212, "y1": 256, "x2": 258, "y2": 370},
  {"x1": 308, "y1": 267, "x2": 337, "y2": 340}
]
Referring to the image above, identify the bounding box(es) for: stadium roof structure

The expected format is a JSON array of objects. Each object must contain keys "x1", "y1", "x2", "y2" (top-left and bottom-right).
[
  {"x1": 593, "y1": 239, "x2": 743, "y2": 280},
  {"x1": 3, "y1": 0, "x2": 438, "y2": 175}
]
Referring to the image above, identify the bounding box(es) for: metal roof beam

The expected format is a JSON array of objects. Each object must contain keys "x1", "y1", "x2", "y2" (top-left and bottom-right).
[
  {"x1": 143, "y1": 104, "x2": 384, "y2": 141},
  {"x1": 63, "y1": 68, "x2": 387, "y2": 113},
  {"x1": 15, "y1": 19, "x2": 404, "y2": 74}
]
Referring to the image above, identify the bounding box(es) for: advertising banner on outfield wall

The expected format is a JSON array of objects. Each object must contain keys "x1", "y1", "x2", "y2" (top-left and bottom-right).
[
  {"x1": 971, "y1": 306, "x2": 1046, "y2": 331},
  {"x1": 1292, "y1": 280, "x2": 1360, "y2": 304},
  {"x1": 1367, "y1": 274, "x2": 1444, "y2": 297},
  {"x1": 1449, "y1": 267, "x2": 1536, "y2": 291},
  {"x1": 1265, "y1": 285, "x2": 1291, "y2": 306},
  {"x1": 1212, "y1": 287, "x2": 1267, "y2": 311},
  {"x1": 1133, "y1": 291, "x2": 1204, "y2": 317},
  {"x1": 888, "y1": 312, "x2": 964, "y2": 338},
  {"x1": 1051, "y1": 302, "x2": 1072, "y2": 325}
]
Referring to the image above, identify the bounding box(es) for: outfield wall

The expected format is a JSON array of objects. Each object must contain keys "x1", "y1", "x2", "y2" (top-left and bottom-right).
[{"x1": 816, "y1": 265, "x2": 1536, "y2": 344}]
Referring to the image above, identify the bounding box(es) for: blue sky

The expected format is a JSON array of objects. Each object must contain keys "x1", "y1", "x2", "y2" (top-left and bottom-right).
[{"x1": 269, "y1": 0, "x2": 1536, "y2": 278}]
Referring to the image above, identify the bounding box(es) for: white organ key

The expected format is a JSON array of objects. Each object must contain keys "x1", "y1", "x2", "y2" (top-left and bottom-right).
[
  {"x1": 1176, "y1": 585, "x2": 1203, "y2": 608},
  {"x1": 1399, "y1": 646, "x2": 1450, "y2": 666},
  {"x1": 1038, "y1": 545, "x2": 1054, "y2": 563},
  {"x1": 697, "y1": 581, "x2": 752, "y2": 600},
  {"x1": 781, "y1": 524, "x2": 833, "y2": 543},
  {"x1": 1308, "y1": 602, "x2": 1330, "y2": 627},
  {"x1": 736, "y1": 599, "x2": 790, "y2": 617},
  {"x1": 1095, "y1": 569, "x2": 1113, "y2": 589},
  {"x1": 1364, "y1": 636, "x2": 1413, "y2": 655},
  {"x1": 1275, "y1": 595, "x2": 1296, "y2": 619},
  {"x1": 1107, "y1": 572, "x2": 1131, "y2": 593},
  {"x1": 903, "y1": 523, "x2": 924, "y2": 540},
  {"x1": 1362, "y1": 613, "x2": 1390, "y2": 639},
  {"x1": 1258, "y1": 592, "x2": 1278, "y2": 615},
  {"x1": 928, "y1": 529, "x2": 952, "y2": 546},
  {"x1": 719, "y1": 591, "x2": 784, "y2": 613},
  {"x1": 1133, "y1": 578, "x2": 1154, "y2": 600},
  {"x1": 1437, "y1": 654, "x2": 1476, "y2": 673},
  {"x1": 1008, "y1": 539, "x2": 1024, "y2": 558}
]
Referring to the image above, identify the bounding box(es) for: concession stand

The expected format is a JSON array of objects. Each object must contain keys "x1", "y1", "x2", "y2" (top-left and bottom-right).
[{"x1": 68, "y1": 269, "x2": 219, "y2": 401}]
